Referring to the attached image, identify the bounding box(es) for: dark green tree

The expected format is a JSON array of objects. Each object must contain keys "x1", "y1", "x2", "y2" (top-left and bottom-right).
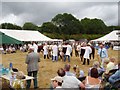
[
  {"x1": 1, "y1": 23, "x2": 15, "y2": 29},
  {"x1": 22, "y1": 22, "x2": 38, "y2": 30},
  {"x1": 1, "y1": 23, "x2": 22, "y2": 30},
  {"x1": 81, "y1": 18, "x2": 108, "y2": 34},
  {"x1": 51, "y1": 13, "x2": 83, "y2": 34},
  {"x1": 40, "y1": 22, "x2": 59, "y2": 33},
  {"x1": 108, "y1": 26, "x2": 120, "y2": 31},
  {"x1": 14, "y1": 24, "x2": 22, "y2": 30}
]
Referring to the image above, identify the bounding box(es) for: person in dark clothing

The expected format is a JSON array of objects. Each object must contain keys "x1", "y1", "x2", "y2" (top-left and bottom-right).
[
  {"x1": 75, "y1": 45, "x2": 79, "y2": 57},
  {"x1": 80, "y1": 47, "x2": 85, "y2": 62},
  {"x1": 62, "y1": 47, "x2": 67, "y2": 55},
  {"x1": 90, "y1": 45, "x2": 95, "y2": 60}
]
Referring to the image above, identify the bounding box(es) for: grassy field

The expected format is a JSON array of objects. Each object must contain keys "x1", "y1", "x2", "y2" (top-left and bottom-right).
[{"x1": 1, "y1": 49, "x2": 120, "y2": 88}]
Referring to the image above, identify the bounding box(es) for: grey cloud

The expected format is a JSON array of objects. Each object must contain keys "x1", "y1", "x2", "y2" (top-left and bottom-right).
[{"x1": 1, "y1": 2, "x2": 118, "y2": 26}]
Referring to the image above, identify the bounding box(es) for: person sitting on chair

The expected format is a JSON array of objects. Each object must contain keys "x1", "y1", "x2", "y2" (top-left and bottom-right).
[
  {"x1": 109, "y1": 63, "x2": 120, "y2": 84},
  {"x1": 84, "y1": 68, "x2": 101, "y2": 89}
]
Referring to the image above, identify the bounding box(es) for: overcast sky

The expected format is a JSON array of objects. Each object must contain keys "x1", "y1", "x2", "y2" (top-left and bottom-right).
[{"x1": 0, "y1": 0, "x2": 119, "y2": 26}]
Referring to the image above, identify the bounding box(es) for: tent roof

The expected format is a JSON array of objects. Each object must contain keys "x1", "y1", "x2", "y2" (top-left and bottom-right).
[
  {"x1": 0, "y1": 32, "x2": 22, "y2": 44},
  {"x1": 92, "y1": 30, "x2": 120, "y2": 41},
  {"x1": 52, "y1": 39, "x2": 63, "y2": 42},
  {"x1": 0, "y1": 29, "x2": 52, "y2": 41}
]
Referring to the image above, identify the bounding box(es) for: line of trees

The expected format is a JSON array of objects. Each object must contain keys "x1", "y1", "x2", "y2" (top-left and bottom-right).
[{"x1": 0, "y1": 13, "x2": 120, "y2": 40}]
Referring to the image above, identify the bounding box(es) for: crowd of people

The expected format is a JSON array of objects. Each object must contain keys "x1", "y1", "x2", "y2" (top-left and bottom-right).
[
  {"x1": 0, "y1": 45, "x2": 16, "y2": 54},
  {"x1": 50, "y1": 61, "x2": 120, "y2": 90},
  {"x1": 17, "y1": 41, "x2": 95, "y2": 64},
  {"x1": 0, "y1": 41, "x2": 94, "y2": 64},
  {"x1": 1, "y1": 41, "x2": 120, "y2": 89}
]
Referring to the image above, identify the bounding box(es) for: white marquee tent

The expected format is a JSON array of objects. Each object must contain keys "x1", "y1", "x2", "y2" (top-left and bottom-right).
[
  {"x1": 92, "y1": 30, "x2": 120, "y2": 41},
  {"x1": 0, "y1": 29, "x2": 52, "y2": 41}
]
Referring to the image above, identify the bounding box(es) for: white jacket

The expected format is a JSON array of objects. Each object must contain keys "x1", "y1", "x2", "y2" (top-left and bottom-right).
[
  {"x1": 83, "y1": 46, "x2": 92, "y2": 59},
  {"x1": 52, "y1": 45, "x2": 58, "y2": 56},
  {"x1": 65, "y1": 45, "x2": 72, "y2": 56}
]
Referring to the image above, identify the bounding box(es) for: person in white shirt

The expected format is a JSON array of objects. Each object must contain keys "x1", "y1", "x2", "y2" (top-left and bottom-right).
[
  {"x1": 23, "y1": 44, "x2": 27, "y2": 52},
  {"x1": 74, "y1": 43, "x2": 79, "y2": 57},
  {"x1": 64, "y1": 43, "x2": 72, "y2": 62},
  {"x1": 43, "y1": 43, "x2": 49, "y2": 59},
  {"x1": 58, "y1": 44, "x2": 63, "y2": 61},
  {"x1": 83, "y1": 43, "x2": 92, "y2": 65},
  {"x1": 33, "y1": 42, "x2": 38, "y2": 53},
  {"x1": 12, "y1": 46, "x2": 16, "y2": 53},
  {"x1": 20, "y1": 46, "x2": 23, "y2": 51},
  {"x1": 28, "y1": 43, "x2": 32, "y2": 49},
  {"x1": 51, "y1": 76, "x2": 63, "y2": 89},
  {"x1": 76, "y1": 43, "x2": 81, "y2": 58},
  {"x1": 52, "y1": 43, "x2": 58, "y2": 62},
  {"x1": 49, "y1": 44, "x2": 53, "y2": 58}
]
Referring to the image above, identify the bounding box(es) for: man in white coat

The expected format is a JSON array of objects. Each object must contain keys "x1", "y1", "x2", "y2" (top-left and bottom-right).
[
  {"x1": 83, "y1": 43, "x2": 92, "y2": 65},
  {"x1": 52, "y1": 43, "x2": 58, "y2": 62},
  {"x1": 64, "y1": 43, "x2": 72, "y2": 62},
  {"x1": 43, "y1": 43, "x2": 49, "y2": 59},
  {"x1": 33, "y1": 42, "x2": 38, "y2": 53}
]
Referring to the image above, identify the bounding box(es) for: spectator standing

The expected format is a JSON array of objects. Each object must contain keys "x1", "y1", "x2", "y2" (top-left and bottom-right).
[
  {"x1": 89, "y1": 44, "x2": 95, "y2": 60},
  {"x1": 97, "y1": 44, "x2": 108, "y2": 68},
  {"x1": 80, "y1": 42, "x2": 86, "y2": 62},
  {"x1": 33, "y1": 42, "x2": 38, "y2": 53},
  {"x1": 83, "y1": 43, "x2": 92, "y2": 65},
  {"x1": 43, "y1": 43, "x2": 49, "y2": 59},
  {"x1": 62, "y1": 44, "x2": 67, "y2": 61},
  {"x1": 75, "y1": 43, "x2": 79, "y2": 57},
  {"x1": 52, "y1": 43, "x2": 58, "y2": 62},
  {"x1": 25, "y1": 47, "x2": 40, "y2": 89},
  {"x1": 64, "y1": 43, "x2": 72, "y2": 62},
  {"x1": 76, "y1": 43, "x2": 81, "y2": 58},
  {"x1": 58, "y1": 44, "x2": 64, "y2": 61}
]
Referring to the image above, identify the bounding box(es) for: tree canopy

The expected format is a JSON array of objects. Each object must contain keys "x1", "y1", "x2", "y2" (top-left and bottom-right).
[
  {"x1": 51, "y1": 13, "x2": 83, "y2": 34},
  {"x1": 40, "y1": 13, "x2": 114, "y2": 35},
  {"x1": 22, "y1": 22, "x2": 38, "y2": 30},
  {"x1": 40, "y1": 22, "x2": 59, "y2": 33},
  {"x1": 81, "y1": 18, "x2": 108, "y2": 34},
  {"x1": 1, "y1": 23, "x2": 22, "y2": 30},
  {"x1": 0, "y1": 13, "x2": 119, "y2": 40}
]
